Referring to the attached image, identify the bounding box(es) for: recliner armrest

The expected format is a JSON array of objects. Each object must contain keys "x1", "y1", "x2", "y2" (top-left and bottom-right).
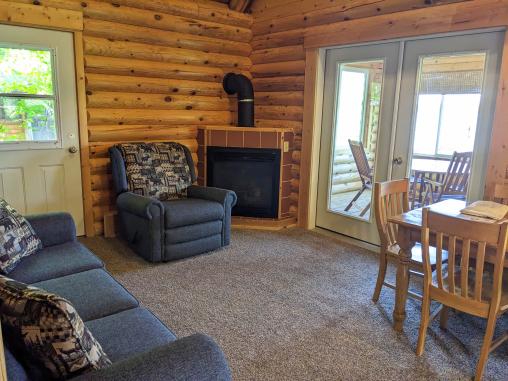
[
  {"x1": 25, "y1": 212, "x2": 76, "y2": 247},
  {"x1": 117, "y1": 192, "x2": 164, "y2": 219},
  {"x1": 73, "y1": 334, "x2": 232, "y2": 381},
  {"x1": 187, "y1": 186, "x2": 237, "y2": 207}
]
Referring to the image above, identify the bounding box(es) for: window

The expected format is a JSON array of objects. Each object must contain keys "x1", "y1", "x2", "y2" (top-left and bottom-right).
[
  {"x1": 334, "y1": 66, "x2": 369, "y2": 150},
  {"x1": 412, "y1": 53, "x2": 486, "y2": 157},
  {"x1": 0, "y1": 46, "x2": 58, "y2": 144}
]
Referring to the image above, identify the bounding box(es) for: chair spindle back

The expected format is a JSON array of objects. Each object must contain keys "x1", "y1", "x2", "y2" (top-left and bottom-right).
[
  {"x1": 421, "y1": 208, "x2": 508, "y2": 316},
  {"x1": 439, "y1": 151, "x2": 472, "y2": 200},
  {"x1": 374, "y1": 179, "x2": 410, "y2": 248}
]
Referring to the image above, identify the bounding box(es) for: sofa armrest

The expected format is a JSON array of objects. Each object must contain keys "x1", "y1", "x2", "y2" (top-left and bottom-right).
[
  {"x1": 187, "y1": 186, "x2": 237, "y2": 246},
  {"x1": 25, "y1": 212, "x2": 76, "y2": 247},
  {"x1": 187, "y1": 186, "x2": 237, "y2": 207},
  {"x1": 73, "y1": 334, "x2": 232, "y2": 381},
  {"x1": 117, "y1": 192, "x2": 163, "y2": 220}
]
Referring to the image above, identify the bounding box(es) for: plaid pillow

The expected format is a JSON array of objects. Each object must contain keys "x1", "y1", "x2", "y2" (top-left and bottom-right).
[
  {"x1": 0, "y1": 199, "x2": 42, "y2": 274},
  {"x1": 116, "y1": 142, "x2": 193, "y2": 201},
  {"x1": 0, "y1": 276, "x2": 111, "y2": 379}
]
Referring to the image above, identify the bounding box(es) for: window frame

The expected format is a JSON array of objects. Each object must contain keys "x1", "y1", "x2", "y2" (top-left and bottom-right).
[{"x1": 0, "y1": 42, "x2": 62, "y2": 150}]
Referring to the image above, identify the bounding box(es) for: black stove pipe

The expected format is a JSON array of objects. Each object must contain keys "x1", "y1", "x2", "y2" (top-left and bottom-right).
[{"x1": 223, "y1": 73, "x2": 254, "y2": 127}]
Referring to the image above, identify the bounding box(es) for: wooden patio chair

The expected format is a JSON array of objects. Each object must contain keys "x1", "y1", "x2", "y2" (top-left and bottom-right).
[
  {"x1": 417, "y1": 207, "x2": 508, "y2": 380},
  {"x1": 345, "y1": 139, "x2": 373, "y2": 217},
  {"x1": 421, "y1": 151, "x2": 473, "y2": 205},
  {"x1": 372, "y1": 178, "x2": 447, "y2": 302}
]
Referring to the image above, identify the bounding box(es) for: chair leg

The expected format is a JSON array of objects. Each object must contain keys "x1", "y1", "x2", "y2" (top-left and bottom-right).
[
  {"x1": 360, "y1": 201, "x2": 371, "y2": 217},
  {"x1": 345, "y1": 186, "x2": 366, "y2": 212},
  {"x1": 372, "y1": 251, "x2": 388, "y2": 303},
  {"x1": 439, "y1": 306, "x2": 449, "y2": 329},
  {"x1": 416, "y1": 290, "x2": 431, "y2": 356},
  {"x1": 475, "y1": 314, "x2": 497, "y2": 381}
]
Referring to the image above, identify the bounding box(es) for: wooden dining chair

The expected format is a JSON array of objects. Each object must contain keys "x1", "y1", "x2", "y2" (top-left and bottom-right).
[
  {"x1": 417, "y1": 208, "x2": 508, "y2": 380},
  {"x1": 421, "y1": 151, "x2": 472, "y2": 205},
  {"x1": 372, "y1": 178, "x2": 447, "y2": 302},
  {"x1": 345, "y1": 139, "x2": 373, "y2": 217},
  {"x1": 494, "y1": 183, "x2": 508, "y2": 204}
]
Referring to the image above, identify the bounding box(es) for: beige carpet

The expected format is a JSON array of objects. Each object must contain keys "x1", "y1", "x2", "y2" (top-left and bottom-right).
[{"x1": 81, "y1": 229, "x2": 508, "y2": 381}]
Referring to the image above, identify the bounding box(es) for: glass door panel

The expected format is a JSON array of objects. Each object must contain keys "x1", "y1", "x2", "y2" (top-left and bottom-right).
[
  {"x1": 316, "y1": 42, "x2": 400, "y2": 244},
  {"x1": 329, "y1": 60, "x2": 384, "y2": 220},
  {"x1": 392, "y1": 32, "x2": 504, "y2": 209}
]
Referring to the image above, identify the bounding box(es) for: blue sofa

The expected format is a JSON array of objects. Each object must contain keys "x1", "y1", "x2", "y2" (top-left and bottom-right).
[
  {"x1": 3, "y1": 213, "x2": 232, "y2": 381},
  {"x1": 109, "y1": 144, "x2": 238, "y2": 263}
]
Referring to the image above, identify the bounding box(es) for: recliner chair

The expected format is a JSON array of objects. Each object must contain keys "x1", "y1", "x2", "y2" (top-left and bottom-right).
[{"x1": 109, "y1": 142, "x2": 237, "y2": 262}]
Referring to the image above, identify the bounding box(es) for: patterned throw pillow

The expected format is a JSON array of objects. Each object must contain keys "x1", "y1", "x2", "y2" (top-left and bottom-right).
[
  {"x1": 0, "y1": 199, "x2": 42, "y2": 274},
  {"x1": 0, "y1": 276, "x2": 111, "y2": 379},
  {"x1": 116, "y1": 142, "x2": 193, "y2": 201}
]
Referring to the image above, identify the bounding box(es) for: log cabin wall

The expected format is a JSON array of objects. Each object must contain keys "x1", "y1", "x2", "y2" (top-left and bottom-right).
[
  {"x1": 7, "y1": 0, "x2": 252, "y2": 236},
  {"x1": 249, "y1": 0, "x2": 472, "y2": 225}
]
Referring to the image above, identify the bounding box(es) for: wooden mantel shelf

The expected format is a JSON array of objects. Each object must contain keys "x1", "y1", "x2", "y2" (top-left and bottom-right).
[{"x1": 198, "y1": 126, "x2": 294, "y2": 133}]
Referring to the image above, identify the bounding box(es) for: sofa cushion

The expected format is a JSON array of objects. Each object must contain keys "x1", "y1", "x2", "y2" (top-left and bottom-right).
[
  {"x1": 165, "y1": 220, "x2": 223, "y2": 244},
  {"x1": 85, "y1": 308, "x2": 176, "y2": 362},
  {"x1": 0, "y1": 199, "x2": 42, "y2": 274},
  {"x1": 116, "y1": 142, "x2": 193, "y2": 201},
  {"x1": 0, "y1": 276, "x2": 111, "y2": 380},
  {"x1": 5, "y1": 346, "x2": 29, "y2": 381},
  {"x1": 33, "y1": 269, "x2": 138, "y2": 322},
  {"x1": 8, "y1": 242, "x2": 103, "y2": 284},
  {"x1": 163, "y1": 198, "x2": 224, "y2": 228}
]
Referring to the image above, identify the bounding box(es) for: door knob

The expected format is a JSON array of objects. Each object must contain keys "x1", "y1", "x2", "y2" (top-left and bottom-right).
[
  {"x1": 392, "y1": 156, "x2": 403, "y2": 165},
  {"x1": 69, "y1": 146, "x2": 78, "y2": 154}
]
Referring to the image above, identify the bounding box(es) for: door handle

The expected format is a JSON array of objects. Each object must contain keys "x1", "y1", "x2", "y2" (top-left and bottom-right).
[
  {"x1": 69, "y1": 146, "x2": 78, "y2": 154},
  {"x1": 392, "y1": 156, "x2": 403, "y2": 165}
]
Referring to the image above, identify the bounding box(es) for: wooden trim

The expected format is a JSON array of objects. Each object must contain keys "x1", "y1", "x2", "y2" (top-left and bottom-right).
[
  {"x1": 485, "y1": 32, "x2": 508, "y2": 198},
  {"x1": 0, "y1": 322, "x2": 6, "y2": 381},
  {"x1": 232, "y1": 216, "x2": 297, "y2": 230},
  {"x1": 304, "y1": 0, "x2": 508, "y2": 49},
  {"x1": 74, "y1": 32, "x2": 95, "y2": 237},
  {"x1": 298, "y1": 48, "x2": 324, "y2": 228},
  {"x1": 198, "y1": 125, "x2": 294, "y2": 132},
  {"x1": 0, "y1": 1, "x2": 83, "y2": 31}
]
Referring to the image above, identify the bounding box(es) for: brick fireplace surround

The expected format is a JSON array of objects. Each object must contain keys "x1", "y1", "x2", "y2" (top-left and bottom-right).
[{"x1": 197, "y1": 126, "x2": 296, "y2": 230}]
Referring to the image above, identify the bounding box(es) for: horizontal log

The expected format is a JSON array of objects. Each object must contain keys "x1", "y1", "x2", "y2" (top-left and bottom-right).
[
  {"x1": 251, "y1": 29, "x2": 304, "y2": 50},
  {"x1": 84, "y1": 19, "x2": 251, "y2": 57},
  {"x1": 87, "y1": 91, "x2": 233, "y2": 111},
  {"x1": 87, "y1": 108, "x2": 233, "y2": 125},
  {"x1": 88, "y1": 125, "x2": 198, "y2": 142},
  {"x1": 253, "y1": 75, "x2": 304, "y2": 92},
  {"x1": 85, "y1": 73, "x2": 224, "y2": 96},
  {"x1": 256, "y1": 91, "x2": 303, "y2": 106},
  {"x1": 91, "y1": 174, "x2": 112, "y2": 191},
  {"x1": 84, "y1": 36, "x2": 251, "y2": 70},
  {"x1": 251, "y1": 45, "x2": 305, "y2": 65},
  {"x1": 253, "y1": 0, "x2": 466, "y2": 35},
  {"x1": 93, "y1": 0, "x2": 252, "y2": 28},
  {"x1": 254, "y1": 119, "x2": 302, "y2": 131},
  {"x1": 251, "y1": 60, "x2": 305, "y2": 78},
  {"x1": 255, "y1": 105, "x2": 303, "y2": 121},
  {"x1": 84, "y1": 56, "x2": 225, "y2": 83},
  {"x1": 292, "y1": 150, "x2": 301, "y2": 163},
  {"x1": 18, "y1": 0, "x2": 252, "y2": 42},
  {"x1": 89, "y1": 138, "x2": 198, "y2": 157}
]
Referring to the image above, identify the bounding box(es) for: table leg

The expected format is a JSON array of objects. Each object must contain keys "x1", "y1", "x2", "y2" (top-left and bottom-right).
[{"x1": 393, "y1": 225, "x2": 415, "y2": 332}]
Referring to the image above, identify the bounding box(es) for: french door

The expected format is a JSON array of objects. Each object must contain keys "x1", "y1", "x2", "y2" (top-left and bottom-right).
[{"x1": 316, "y1": 31, "x2": 504, "y2": 244}]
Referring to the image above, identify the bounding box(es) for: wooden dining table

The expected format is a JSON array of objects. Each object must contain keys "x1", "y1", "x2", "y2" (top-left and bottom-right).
[{"x1": 387, "y1": 199, "x2": 508, "y2": 331}]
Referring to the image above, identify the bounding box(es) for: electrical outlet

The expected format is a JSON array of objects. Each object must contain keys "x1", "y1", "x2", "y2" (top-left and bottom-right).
[{"x1": 283, "y1": 141, "x2": 289, "y2": 152}]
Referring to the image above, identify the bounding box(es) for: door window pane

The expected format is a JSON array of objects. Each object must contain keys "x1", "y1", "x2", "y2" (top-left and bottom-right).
[
  {"x1": 0, "y1": 46, "x2": 58, "y2": 143},
  {"x1": 410, "y1": 53, "x2": 486, "y2": 208},
  {"x1": 329, "y1": 60, "x2": 384, "y2": 220}
]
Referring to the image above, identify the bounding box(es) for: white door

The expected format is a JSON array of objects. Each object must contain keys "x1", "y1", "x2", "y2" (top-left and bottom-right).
[
  {"x1": 316, "y1": 30, "x2": 503, "y2": 245},
  {"x1": 391, "y1": 31, "x2": 504, "y2": 204},
  {"x1": 316, "y1": 42, "x2": 401, "y2": 244},
  {"x1": 0, "y1": 24, "x2": 84, "y2": 235}
]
